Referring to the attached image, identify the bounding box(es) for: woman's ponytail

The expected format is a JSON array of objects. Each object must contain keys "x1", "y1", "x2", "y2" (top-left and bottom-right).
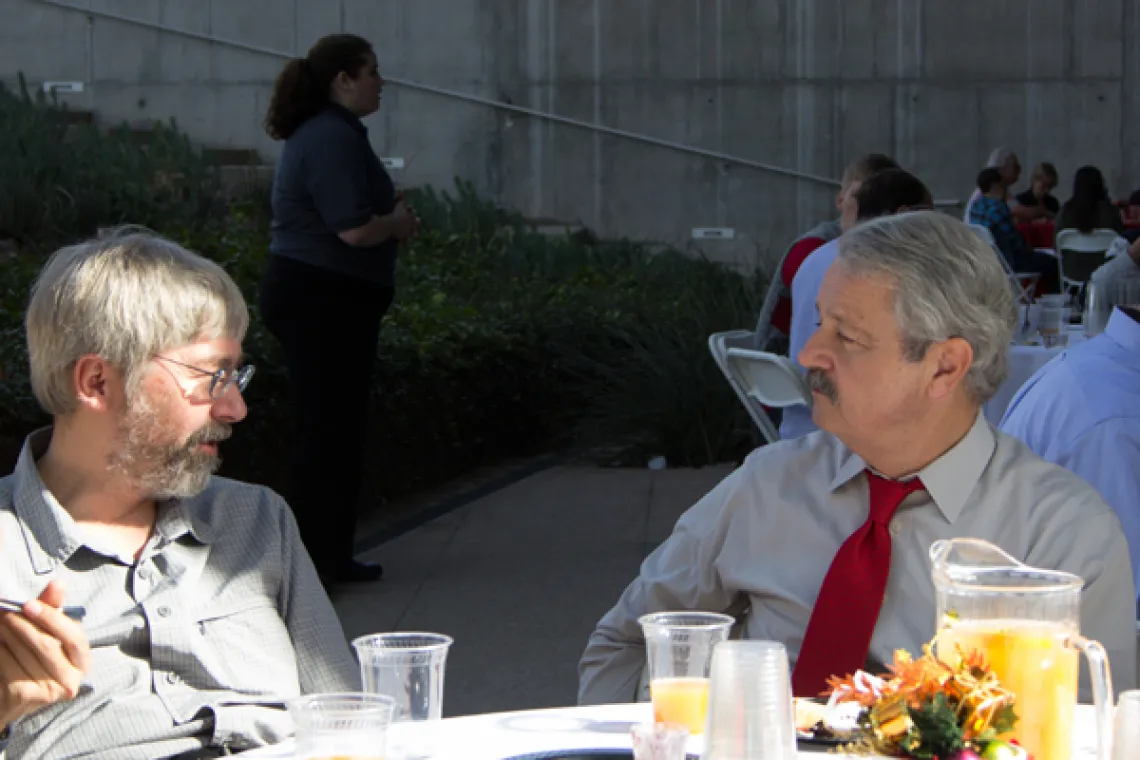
[{"x1": 264, "y1": 34, "x2": 373, "y2": 140}]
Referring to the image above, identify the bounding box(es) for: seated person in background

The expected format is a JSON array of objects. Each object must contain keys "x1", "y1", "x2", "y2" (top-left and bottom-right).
[
  {"x1": 0, "y1": 231, "x2": 357, "y2": 759},
  {"x1": 1000, "y1": 305, "x2": 1140, "y2": 612},
  {"x1": 578, "y1": 211, "x2": 1135, "y2": 705},
  {"x1": 1125, "y1": 188, "x2": 1140, "y2": 222},
  {"x1": 1058, "y1": 165, "x2": 1126, "y2": 235},
  {"x1": 964, "y1": 147, "x2": 1030, "y2": 220},
  {"x1": 1091, "y1": 236, "x2": 1140, "y2": 283},
  {"x1": 761, "y1": 153, "x2": 897, "y2": 351},
  {"x1": 780, "y1": 168, "x2": 932, "y2": 440},
  {"x1": 1125, "y1": 189, "x2": 1140, "y2": 243},
  {"x1": 1012, "y1": 161, "x2": 1060, "y2": 219},
  {"x1": 970, "y1": 167, "x2": 1029, "y2": 265},
  {"x1": 970, "y1": 168, "x2": 1057, "y2": 286}
]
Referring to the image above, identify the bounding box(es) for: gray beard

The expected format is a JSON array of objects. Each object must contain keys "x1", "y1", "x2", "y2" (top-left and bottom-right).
[{"x1": 106, "y1": 392, "x2": 230, "y2": 500}]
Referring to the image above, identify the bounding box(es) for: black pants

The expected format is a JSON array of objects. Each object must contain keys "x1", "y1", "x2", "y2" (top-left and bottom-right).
[{"x1": 259, "y1": 255, "x2": 394, "y2": 576}]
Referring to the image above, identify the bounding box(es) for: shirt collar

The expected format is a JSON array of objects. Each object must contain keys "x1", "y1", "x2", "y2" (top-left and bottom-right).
[
  {"x1": 11, "y1": 428, "x2": 215, "y2": 574},
  {"x1": 828, "y1": 410, "x2": 995, "y2": 524},
  {"x1": 1104, "y1": 307, "x2": 1140, "y2": 352},
  {"x1": 325, "y1": 101, "x2": 367, "y2": 136}
]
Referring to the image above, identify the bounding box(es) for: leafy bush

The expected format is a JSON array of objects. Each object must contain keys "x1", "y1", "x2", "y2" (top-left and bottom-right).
[
  {"x1": 0, "y1": 75, "x2": 219, "y2": 247},
  {"x1": 0, "y1": 82, "x2": 767, "y2": 501}
]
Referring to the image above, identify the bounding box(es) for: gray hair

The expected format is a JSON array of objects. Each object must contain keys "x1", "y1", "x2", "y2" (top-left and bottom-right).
[
  {"x1": 987, "y1": 147, "x2": 1015, "y2": 167},
  {"x1": 26, "y1": 229, "x2": 249, "y2": 415},
  {"x1": 836, "y1": 210, "x2": 1017, "y2": 403}
]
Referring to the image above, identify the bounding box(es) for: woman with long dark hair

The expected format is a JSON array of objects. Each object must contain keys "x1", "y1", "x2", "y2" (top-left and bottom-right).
[
  {"x1": 260, "y1": 34, "x2": 417, "y2": 584},
  {"x1": 1058, "y1": 165, "x2": 1124, "y2": 234}
]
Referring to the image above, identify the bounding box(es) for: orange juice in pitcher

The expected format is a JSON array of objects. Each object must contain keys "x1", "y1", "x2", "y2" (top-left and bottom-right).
[
  {"x1": 930, "y1": 539, "x2": 1113, "y2": 760},
  {"x1": 936, "y1": 619, "x2": 1078, "y2": 760}
]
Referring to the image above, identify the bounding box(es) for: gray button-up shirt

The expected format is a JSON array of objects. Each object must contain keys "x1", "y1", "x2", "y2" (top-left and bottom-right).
[
  {"x1": 578, "y1": 412, "x2": 1137, "y2": 704},
  {"x1": 0, "y1": 430, "x2": 358, "y2": 759}
]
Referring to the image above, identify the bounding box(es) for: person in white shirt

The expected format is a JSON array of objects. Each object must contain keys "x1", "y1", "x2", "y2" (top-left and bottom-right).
[
  {"x1": 1091, "y1": 236, "x2": 1140, "y2": 283},
  {"x1": 964, "y1": 147, "x2": 1035, "y2": 222},
  {"x1": 579, "y1": 211, "x2": 1135, "y2": 705}
]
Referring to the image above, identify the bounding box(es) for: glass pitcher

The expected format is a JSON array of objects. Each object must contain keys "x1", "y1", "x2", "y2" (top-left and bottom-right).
[{"x1": 929, "y1": 538, "x2": 1113, "y2": 760}]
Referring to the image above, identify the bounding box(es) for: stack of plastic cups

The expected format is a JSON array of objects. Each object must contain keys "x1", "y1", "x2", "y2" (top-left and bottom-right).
[
  {"x1": 1113, "y1": 691, "x2": 1140, "y2": 760},
  {"x1": 703, "y1": 641, "x2": 797, "y2": 760}
]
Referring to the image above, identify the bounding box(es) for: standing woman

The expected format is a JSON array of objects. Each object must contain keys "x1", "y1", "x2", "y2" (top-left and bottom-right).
[{"x1": 261, "y1": 34, "x2": 416, "y2": 584}]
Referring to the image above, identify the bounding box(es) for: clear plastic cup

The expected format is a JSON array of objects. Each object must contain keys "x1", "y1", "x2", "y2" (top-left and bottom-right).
[
  {"x1": 1039, "y1": 305, "x2": 1068, "y2": 347},
  {"x1": 638, "y1": 611, "x2": 734, "y2": 735},
  {"x1": 703, "y1": 640, "x2": 797, "y2": 760},
  {"x1": 288, "y1": 692, "x2": 394, "y2": 760},
  {"x1": 353, "y1": 632, "x2": 453, "y2": 759},
  {"x1": 630, "y1": 721, "x2": 690, "y2": 760}
]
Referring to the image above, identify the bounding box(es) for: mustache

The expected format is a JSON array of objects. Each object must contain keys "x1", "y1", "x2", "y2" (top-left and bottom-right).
[
  {"x1": 185, "y1": 423, "x2": 232, "y2": 448},
  {"x1": 806, "y1": 369, "x2": 839, "y2": 404}
]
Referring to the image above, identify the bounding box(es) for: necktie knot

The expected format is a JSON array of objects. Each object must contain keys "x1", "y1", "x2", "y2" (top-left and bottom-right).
[{"x1": 865, "y1": 471, "x2": 925, "y2": 525}]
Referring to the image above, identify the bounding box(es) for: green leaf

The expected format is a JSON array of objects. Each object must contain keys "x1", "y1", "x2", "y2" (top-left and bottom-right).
[{"x1": 904, "y1": 694, "x2": 965, "y2": 759}]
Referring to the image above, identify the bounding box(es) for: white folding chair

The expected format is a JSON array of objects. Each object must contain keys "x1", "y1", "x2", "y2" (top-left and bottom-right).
[
  {"x1": 969, "y1": 223, "x2": 997, "y2": 248},
  {"x1": 708, "y1": 331, "x2": 811, "y2": 445},
  {"x1": 1055, "y1": 228, "x2": 1118, "y2": 304},
  {"x1": 969, "y1": 224, "x2": 1039, "y2": 303}
]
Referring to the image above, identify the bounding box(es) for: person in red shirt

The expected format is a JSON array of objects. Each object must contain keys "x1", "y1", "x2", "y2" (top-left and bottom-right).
[{"x1": 758, "y1": 154, "x2": 899, "y2": 353}]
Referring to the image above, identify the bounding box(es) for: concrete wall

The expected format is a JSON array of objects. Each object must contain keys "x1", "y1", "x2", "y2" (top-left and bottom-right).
[{"x1": 3, "y1": 0, "x2": 1139, "y2": 269}]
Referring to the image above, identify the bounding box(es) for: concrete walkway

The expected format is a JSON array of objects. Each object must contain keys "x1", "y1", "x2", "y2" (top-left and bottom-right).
[{"x1": 330, "y1": 464, "x2": 734, "y2": 717}]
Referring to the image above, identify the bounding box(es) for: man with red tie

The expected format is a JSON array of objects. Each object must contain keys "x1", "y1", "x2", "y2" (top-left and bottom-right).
[{"x1": 577, "y1": 210, "x2": 1136, "y2": 704}]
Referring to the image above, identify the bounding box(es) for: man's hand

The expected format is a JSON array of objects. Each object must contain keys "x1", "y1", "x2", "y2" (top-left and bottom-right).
[{"x1": 0, "y1": 580, "x2": 91, "y2": 732}]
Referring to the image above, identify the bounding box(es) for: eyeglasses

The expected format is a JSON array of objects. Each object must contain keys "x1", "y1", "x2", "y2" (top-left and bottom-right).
[{"x1": 155, "y1": 356, "x2": 255, "y2": 400}]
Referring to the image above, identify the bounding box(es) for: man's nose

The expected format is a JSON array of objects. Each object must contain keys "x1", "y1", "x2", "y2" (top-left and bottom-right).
[
  {"x1": 211, "y1": 383, "x2": 248, "y2": 424},
  {"x1": 798, "y1": 330, "x2": 832, "y2": 371}
]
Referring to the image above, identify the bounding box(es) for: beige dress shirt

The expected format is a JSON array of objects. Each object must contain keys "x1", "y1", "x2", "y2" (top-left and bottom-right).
[
  {"x1": 0, "y1": 429, "x2": 358, "y2": 760},
  {"x1": 578, "y1": 412, "x2": 1136, "y2": 704}
]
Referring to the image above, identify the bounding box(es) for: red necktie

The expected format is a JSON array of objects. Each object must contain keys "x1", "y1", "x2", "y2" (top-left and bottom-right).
[{"x1": 790, "y1": 471, "x2": 925, "y2": 697}]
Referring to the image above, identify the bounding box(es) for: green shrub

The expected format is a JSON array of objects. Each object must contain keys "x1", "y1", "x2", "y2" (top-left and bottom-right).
[
  {"x1": 0, "y1": 75, "x2": 219, "y2": 247},
  {"x1": 0, "y1": 85, "x2": 767, "y2": 501}
]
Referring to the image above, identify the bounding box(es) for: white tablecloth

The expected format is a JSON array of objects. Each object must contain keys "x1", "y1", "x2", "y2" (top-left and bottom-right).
[
  {"x1": 984, "y1": 326, "x2": 1087, "y2": 425},
  {"x1": 235, "y1": 701, "x2": 1102, "y2": 759}
]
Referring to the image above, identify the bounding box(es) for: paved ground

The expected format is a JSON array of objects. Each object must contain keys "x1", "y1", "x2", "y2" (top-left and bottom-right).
[{"x1": 329, "y1": 464, "x2": 734, "y2": 717}]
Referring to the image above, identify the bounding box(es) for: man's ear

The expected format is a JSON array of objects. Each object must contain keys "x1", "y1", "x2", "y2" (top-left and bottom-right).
[
  {"x1": 73, "y1": 354, "x2": 123, "y2": 413},
  {"x1": 926, "y1": 338, "x2": 973, "y2": 399}
]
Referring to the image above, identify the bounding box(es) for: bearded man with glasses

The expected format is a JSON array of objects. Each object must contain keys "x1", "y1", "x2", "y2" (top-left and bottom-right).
[{"x1": 0, "y1": 230, "x2": 356, "y2": 759}]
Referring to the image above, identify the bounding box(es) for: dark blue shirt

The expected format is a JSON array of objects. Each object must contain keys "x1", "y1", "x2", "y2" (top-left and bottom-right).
[
  {"x1": 969, "y1": 195, "x2": 1027, "y2": 268},
  {"x1": 270, "y1": 103, "x2": 398, "y2": 286}
]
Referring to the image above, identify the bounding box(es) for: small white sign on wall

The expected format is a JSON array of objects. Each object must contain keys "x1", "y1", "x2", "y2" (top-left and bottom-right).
[
  {"x1": 691, "y1": 227, "x2": 736, "y2": 240},
  {"x1": 381, "y1": 157, "x2": 405, "y2": 170},
  {"x1": 42, "y1": 81, "x2": 84, "y2": 94}
]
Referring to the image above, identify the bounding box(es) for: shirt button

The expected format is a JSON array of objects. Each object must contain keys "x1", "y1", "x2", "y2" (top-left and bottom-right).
[
  {"x1": 165, "y1": 672, "x2": 179, "y2": 685},
  {"x1": 889, "y1": 520, "x2": 902, "y2": 536},
  {"x1": 156, "y1": 606, "x2": 171, "y2": 618}
]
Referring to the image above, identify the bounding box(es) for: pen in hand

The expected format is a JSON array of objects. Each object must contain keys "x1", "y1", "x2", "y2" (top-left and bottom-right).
[{"x1": 0, "y1": 598, "x2": 86, "y2": 621}]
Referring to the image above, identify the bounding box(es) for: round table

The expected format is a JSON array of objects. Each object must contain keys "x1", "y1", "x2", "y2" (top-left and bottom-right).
[
  {"x1": 234, "y1": 701, "x2": 1102, "y2": 759},
  {"x1": 985, "y1": 326, "x2": 1087, "y2": 425}
]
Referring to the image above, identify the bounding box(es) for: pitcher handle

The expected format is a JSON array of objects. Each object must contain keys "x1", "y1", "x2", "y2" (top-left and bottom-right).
[{"x1": 1068, "y1": 634, "x2": 1114, "y2": 760}]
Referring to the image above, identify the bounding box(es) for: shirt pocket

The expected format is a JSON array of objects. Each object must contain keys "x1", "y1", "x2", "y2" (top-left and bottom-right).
[{"x1": 194, "y1": 598, "x2": 301, "y2": 698}]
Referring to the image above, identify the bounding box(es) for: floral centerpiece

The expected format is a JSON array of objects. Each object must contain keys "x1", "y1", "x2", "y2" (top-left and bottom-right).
[{"x1": 822, "y1": 642, "x2": 1031, "y2": 759}]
